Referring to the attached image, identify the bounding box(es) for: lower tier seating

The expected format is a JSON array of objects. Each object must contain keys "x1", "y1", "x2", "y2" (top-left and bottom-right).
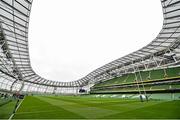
[{"x1": 91, "y1": 84, "x2": 180, "y2": 93}]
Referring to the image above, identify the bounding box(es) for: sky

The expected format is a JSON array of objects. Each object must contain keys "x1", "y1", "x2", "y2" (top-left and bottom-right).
[{"x1": 29, "y1": 0, "x2": 163, "y2": 82}]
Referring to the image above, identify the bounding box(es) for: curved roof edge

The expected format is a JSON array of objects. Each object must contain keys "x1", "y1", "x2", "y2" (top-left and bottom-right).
[{"x1": 0, "y1": 0, "x2": 180, "y2": 88}]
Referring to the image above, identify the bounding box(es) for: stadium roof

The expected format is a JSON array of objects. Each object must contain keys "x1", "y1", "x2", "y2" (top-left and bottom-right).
[{"x1": 0, "y1": 0, "x2": 180, "y2": 89}]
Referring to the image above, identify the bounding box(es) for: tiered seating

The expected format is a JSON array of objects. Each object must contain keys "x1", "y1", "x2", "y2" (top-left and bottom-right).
[
  {"x1": 91, "y1": 84, "x2": 180, "y2": 94},
  {"x1": 95, "y1": 73, "x2": 135, "y2": 87},
  {"x1": 0, "y1": 99, "x2": 11, "y2": 107},
  {"x1": 0, "y1": 97, "x2": 17, "y2": 119},
  {"x1": 167, "y1": 67, "x2": 180, "y2": 77},
  {"x1": 90, "y1": 67, "x2": 180, "y2": 94}
]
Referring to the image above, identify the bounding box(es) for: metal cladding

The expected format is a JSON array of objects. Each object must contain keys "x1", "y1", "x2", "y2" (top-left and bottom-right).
[{"x1": 0, "y1": 0, "x2": 180, "y2": 93}]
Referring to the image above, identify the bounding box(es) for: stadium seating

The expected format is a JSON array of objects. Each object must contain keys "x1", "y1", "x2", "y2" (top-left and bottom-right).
[
  {"x1": 91, "y1": 67, "x2": 180, "y2": 94},
  {"x1": 91, "y1": 84, "x2": 179, "y2": 93},
  {"x1": 93, "y1": 67, "x2": 180, "y2": 87}
]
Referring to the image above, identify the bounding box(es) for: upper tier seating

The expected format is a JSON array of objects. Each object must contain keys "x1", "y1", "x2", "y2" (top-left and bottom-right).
[
  {"x1": 94, "y1": 67, "x2": 180, "y2": 87},
  {"x1": 91, "y1": 67, "x2": 180, "y2": 94}
]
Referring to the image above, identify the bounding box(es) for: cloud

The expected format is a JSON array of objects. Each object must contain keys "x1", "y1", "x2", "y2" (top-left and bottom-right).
[{"x1": 29, "y1": 0, "x2": 163, "y2": 82}]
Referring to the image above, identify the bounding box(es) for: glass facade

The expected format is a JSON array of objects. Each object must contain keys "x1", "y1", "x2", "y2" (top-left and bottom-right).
[{"x1": 0, "y1": 0, "x2": 180, "y2": 94}]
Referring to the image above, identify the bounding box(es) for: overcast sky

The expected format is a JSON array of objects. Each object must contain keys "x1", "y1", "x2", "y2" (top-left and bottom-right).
[{"x1": 29, "y1": 0, "x2": 163, "y2": 82}]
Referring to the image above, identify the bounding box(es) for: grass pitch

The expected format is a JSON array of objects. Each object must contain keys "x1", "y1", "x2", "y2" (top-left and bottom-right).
[{"x1": 12, "y1": 95, "x2": 180, "y2": 119}]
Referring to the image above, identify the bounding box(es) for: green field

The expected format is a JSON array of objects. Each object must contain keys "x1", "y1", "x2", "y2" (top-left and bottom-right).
[{"x1": 11, "y1": 95, "x2": 180, "y2": 119}]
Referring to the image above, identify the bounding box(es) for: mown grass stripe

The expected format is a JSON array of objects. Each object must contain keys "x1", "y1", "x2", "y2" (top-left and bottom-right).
[
  {"x1": 13, "y1": 96, "x2": 84, "y2": 119},
  {"x1": 36, "y1": 96, "x2": 119, "y2": 118},
  {"x1": 104, "y1": 100, "x2": 180, "y2": 119},
  {"x1": 44, "y1": 96, "x2": 166, "y2": 118},
  {"x1": 12, "y1": 95, "x2": 180, "y2": 119}
]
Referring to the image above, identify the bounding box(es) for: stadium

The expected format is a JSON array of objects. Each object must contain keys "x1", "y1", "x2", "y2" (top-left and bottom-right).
[{"x1": 0, "y1": 0, "x2": 180, "y2": 119}]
